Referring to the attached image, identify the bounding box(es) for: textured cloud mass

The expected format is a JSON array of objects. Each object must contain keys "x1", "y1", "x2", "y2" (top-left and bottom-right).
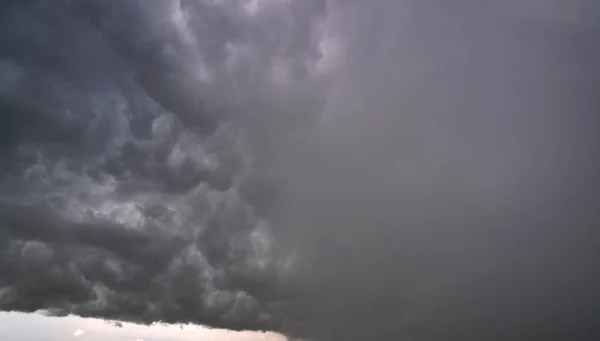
[
  {"x1": 1, "y1": 1, "x2": 600, "y2": 340},
  {"x1": 0, "y1": 0, "x2": 328, "y2": 332}
]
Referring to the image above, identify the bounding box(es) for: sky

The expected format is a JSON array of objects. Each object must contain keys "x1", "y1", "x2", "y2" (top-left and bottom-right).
[
  {"x1": 1, "y1": 1, "x2": 600, "y2": 341},
  {"x1": 0, "y1": 311, "x2": 284, "y2": 341}
]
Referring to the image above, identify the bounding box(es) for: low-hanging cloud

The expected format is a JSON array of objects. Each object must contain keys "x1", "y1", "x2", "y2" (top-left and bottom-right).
[
  {"x1": 0, "y1": 0, "x2": 328, "y2": 332},
  {"x1": 1, "y1": 1, "x2": 600, "y2": 340}
]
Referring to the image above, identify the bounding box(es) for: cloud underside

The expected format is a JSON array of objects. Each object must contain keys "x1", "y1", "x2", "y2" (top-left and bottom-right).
[
  {"x1": 0, "y1": 0, "x2": 328, "y2": 333},
  {"x1": 1, "y1": 1, "x2": 600, "y2": 340}
]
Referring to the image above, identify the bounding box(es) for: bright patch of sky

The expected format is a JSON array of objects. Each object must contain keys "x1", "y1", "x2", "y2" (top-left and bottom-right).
[{"x1": 0, "y1": 312, "x2": 285, "y2": 341}]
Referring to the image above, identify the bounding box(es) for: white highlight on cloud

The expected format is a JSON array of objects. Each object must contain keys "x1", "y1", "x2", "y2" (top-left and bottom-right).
[
  {"x1": 73, "y1": 329, "x2": 85, "y2": 337},
  {"x1": 243, "y1": 0, "x2": 290, "y2": 17},
  {"x1": 169, "y1": 0, "x2": 195, "y2": 45}
]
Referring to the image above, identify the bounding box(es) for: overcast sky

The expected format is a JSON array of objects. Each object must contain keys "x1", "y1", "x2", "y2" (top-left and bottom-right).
[{"x1": 1, "y1": 1, "x2": 599, "y2": 340}]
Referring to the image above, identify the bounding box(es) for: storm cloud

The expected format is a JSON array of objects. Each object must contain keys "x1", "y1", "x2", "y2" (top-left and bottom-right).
[
  {"x1": 1, "y1": 1, "x2": 600, "y2": 340},
  {"x1": 0, "y1": 0, "x2": 328, "y2": 332}
]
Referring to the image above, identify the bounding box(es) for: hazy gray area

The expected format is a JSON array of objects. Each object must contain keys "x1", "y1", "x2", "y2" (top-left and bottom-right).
[
  {"x1": 1, "y1": 1, "x2": 599, "y2": 340},
  {"x1": 281, "y1": 2, "x2": 600, "y2": 340}
]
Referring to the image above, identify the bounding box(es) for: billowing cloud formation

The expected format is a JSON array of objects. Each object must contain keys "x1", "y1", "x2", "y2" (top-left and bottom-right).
[
  {"x1": 0, "y1": 0, "x2": 328, "y2": 333},
  {"x1": 1, "y1": 1, "x2": 600, "y2": 340}
]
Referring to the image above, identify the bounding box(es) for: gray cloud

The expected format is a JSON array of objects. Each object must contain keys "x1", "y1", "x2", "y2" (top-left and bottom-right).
[
  {"x1": 1, "y1": 1, "x2": 600, "y2": 340},
  {"x1": 0, "y1": 0, "x2": 327, "y2": 333}
]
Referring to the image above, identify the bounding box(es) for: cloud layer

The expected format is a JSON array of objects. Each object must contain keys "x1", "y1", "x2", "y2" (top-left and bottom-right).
[
  {"x1": 0, "y1": 0, "x2": 329, "y2": 333},
  {"x1": 1, "y1": 1, "x2": 600, "y2": 340}
]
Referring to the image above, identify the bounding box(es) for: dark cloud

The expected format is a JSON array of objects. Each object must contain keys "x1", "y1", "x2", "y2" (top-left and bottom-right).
[
  {"x1": 0, "y1": 0, "x2": 328, "y2": 333},
  {"x1": 1, "y1": 1, "x2": 600, "y2": 340}
]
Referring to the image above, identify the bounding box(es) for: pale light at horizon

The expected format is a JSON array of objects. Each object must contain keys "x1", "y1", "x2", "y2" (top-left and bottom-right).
[{"x1": 0, "y1": 312, "x2": 285, "y2": 341}]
